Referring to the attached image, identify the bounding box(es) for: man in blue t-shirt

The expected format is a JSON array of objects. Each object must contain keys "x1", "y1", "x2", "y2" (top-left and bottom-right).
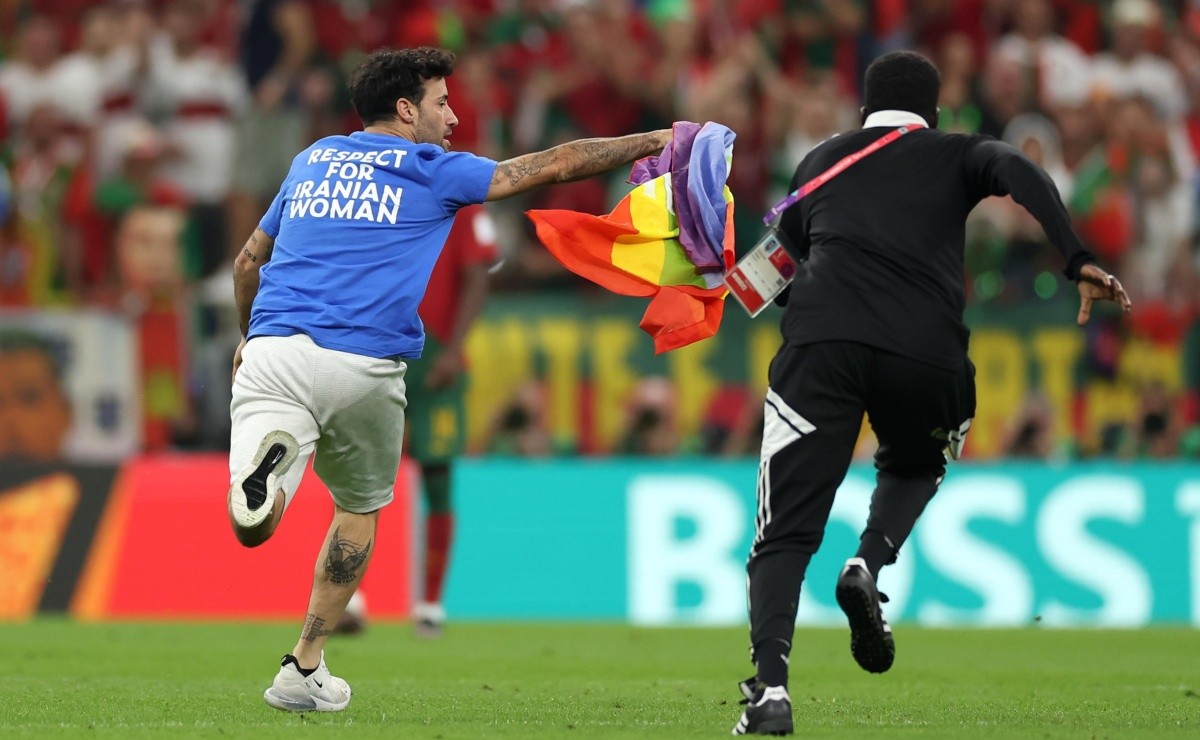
[{"x1": 226, "y1": 47, "x2": 672, "y2": 713}]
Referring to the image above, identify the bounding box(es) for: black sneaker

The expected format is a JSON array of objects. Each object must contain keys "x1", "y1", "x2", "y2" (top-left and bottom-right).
[
  {"x1": 835, "y1": 557, "x2": 894, "y2": 673},
  {"x1": 731, "y1": 676, "x2": 793, "y2": 735}
]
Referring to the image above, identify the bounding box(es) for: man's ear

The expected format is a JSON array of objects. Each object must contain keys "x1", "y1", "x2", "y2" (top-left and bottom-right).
[
  {"x1": 396, "y1": 98, "x2": 417, "y2": 124},
  {"x1": 859, "y1": 106, "x2": 867, "y2": 125}
]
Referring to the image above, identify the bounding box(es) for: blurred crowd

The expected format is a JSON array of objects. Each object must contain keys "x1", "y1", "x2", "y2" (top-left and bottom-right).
[{"x1": 1, "y1": 0, "x2": 1198, "y2": 459}]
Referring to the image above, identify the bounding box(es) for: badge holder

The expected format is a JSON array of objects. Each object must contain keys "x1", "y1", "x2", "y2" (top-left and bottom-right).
[{"x1": 723, "y1": 228, "x2": 799, "y2": 317}]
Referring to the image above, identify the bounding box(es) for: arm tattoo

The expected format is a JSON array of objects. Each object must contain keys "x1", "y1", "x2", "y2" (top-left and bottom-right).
[
  {"x1": 492, "y1": 132, "x2": 663, "y2": 192},
  {"x1": 242, "y1": 232, "x2": 272, "y2": 262},
  {"x1": 552, "y1": 135, "x2": 664, "y2": 182},
  {"x1": 301, "y1": 612, "x2": 333, "y2": 642},
  {"x1": 491, "y1": 152, "x2": 553, "y2": 189},
  {"x1": 324, "y1": 526, "x2": 371, "y2": 585}
]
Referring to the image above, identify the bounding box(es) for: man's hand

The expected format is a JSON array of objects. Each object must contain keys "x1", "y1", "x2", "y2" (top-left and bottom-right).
[
  {"x1": 425, "y1": 351, "x2": 464, "y2": 391},
  {"x1": 232, "y1": 336, "x2": 248, "y2": 384},
  {"x1": 1076, "y1": 263, "x2": 1132, "y2": 326}
]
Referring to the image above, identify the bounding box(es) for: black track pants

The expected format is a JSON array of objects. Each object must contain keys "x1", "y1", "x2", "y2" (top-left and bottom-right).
[{"x1": 747, "y1": 341, "x2": 975, "y2": 673}]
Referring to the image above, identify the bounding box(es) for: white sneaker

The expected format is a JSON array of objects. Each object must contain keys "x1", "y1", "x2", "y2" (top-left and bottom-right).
[
  {"x1": 263, "y1": 653, "x2": 351, "y2": 712},
  {"x1": 228, "y1": 431, "x2": 298, "y2": 530},
  {"x1": 413, "y1": 601, "x2": 445, "y2": 639}
]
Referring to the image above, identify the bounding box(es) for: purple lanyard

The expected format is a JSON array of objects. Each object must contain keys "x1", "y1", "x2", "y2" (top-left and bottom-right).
[{"x1": 761, "y1": 124, "x2": 926, "y2": 226}]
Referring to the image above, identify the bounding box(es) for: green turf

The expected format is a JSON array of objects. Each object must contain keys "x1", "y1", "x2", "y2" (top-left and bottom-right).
[{"x1": 3, "y1": 620, "x2": 1199, "y2": 738}]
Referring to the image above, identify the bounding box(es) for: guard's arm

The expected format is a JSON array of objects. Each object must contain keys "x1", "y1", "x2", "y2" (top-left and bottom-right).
[
  {"x1": 964, "y1": 138, "x2": 1094, "y2": 280},
  {"x1": 965, "y1": 139, "x2": 1130, "y2": 322},
  {"x1": 485, "y1": 130, "x2": 672, "y2": 201}
]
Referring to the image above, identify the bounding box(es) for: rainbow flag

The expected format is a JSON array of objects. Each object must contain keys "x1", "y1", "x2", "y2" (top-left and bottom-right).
[{"x1": 527, "y1": 122, "x2": 736, "y2": 353}]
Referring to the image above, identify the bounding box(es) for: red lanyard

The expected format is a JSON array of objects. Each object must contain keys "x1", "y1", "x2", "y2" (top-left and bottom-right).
[{"x1": 762, "y1": 123, "x2": 926, "y2": 225}]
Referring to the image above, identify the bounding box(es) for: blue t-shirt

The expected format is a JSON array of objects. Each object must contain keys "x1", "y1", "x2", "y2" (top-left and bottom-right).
[{"x1": 250, "y1": 131, "x2": 497, "y2": 358}]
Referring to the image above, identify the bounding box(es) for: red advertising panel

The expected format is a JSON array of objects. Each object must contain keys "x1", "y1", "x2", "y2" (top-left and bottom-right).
[{"x1": 73, "y1": 454, "x2": 414, "y2": 619}]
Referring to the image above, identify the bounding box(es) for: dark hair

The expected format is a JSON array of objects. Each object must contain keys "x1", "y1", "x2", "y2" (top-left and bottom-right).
[
  {"x1": 348, "y1": 47, "x2": 456, "y2": 126},
  {"x1": 863, "y1": 51, "x2": 941, "y2": 126}
]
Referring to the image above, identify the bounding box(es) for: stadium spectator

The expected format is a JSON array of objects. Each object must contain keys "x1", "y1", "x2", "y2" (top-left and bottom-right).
[
  {"x1": 768, "y1": 71, "x2": 856, "y2": 200},
  {"x1": 993, "y1": 0, "x2": 1092, "y2": 112},
  {"x1": 0, "y1": 16, "x2": 67, "y2": 132},
  {"x1": 616, "y1": 376, "x2": 681, "y2": 455},
  {"x1": 145, "y1": 0, "x2": 247, "y2": 277},
  {"x1": 1108, "y1": 381, "x2": 1186, "y2": 459},
  {"x1": 1140, "y1": 381, "x2": 1186, "y2": 458},
  {"x1": 3, "y1": 102, "x2": 87, "y2": 304},
  {"x1": 700, "y1": 384, "x2": 759, "y2": 456},
  {"x1": 225, "y1": 0, "x2": 315, "y2": 265},
  {"x1": 1091, "y1": 0, "x2": 1188, "y2": 122},
  {"x1": 934, "y1": 32, "x2": 983, "y2": 134},
  {"x1": 483, "y1": 380, "x2": 556, "y2": 457},
  {"x1": 1004, "y1": 113, "x2": 1073, "y2": 197},
  {"x1": 1001, "y1": 392, "x2": 1057, "y2": 458},
  {"x1": 54, "y1": 4, "x2": 147, "y2": 179},
  {"x1": 977, "y1": 50, "x2": 1033, "y2": 140}
]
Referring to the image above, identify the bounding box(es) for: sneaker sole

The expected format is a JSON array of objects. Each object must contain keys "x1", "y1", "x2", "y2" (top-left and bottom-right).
[
  {"x1": 263, "y1": 686, "x2": 350, "y2": 712},
  {"x1": 836, "y1": 578, "x2": 895, "y2": 674},
  {"x1": 228, "y1": 431, "x2": 298, "y2": 530}
]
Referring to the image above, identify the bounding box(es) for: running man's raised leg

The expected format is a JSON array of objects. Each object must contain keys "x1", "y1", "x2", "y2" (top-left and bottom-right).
[
  {"x1": 228, "y1": 337, "x2": 319, "y2": 548},
  {"x1": 228, "y1": 431, "x2": 301, "y2": 546}
]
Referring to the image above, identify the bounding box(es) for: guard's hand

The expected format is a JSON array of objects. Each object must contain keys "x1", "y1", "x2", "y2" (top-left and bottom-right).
[
  {"x1": 1076, "y1": 263, "x2": 1132, "y2": 326},
  {"x1": 232, "y1": 336, "x2": 248, "y2": 384}
]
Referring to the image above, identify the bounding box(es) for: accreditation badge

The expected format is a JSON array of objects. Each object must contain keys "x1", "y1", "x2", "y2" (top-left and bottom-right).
[{"x1": 723, "y1": 228, "x2": 798, "y2": 317}]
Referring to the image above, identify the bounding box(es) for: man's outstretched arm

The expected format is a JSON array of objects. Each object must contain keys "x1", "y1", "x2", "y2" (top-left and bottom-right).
[{"x1": 486, "y1": 130, "x2": 672, "y2": 201}]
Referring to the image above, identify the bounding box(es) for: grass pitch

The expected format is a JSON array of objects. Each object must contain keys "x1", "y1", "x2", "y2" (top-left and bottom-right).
[{"x1": 3, "y1": 620, "x2": 1199, "y2": 738}]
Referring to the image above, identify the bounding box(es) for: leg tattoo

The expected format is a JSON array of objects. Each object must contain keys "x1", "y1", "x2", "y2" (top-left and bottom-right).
[
  {"x1": 324, "y1": 526, "x2": 371, "y2": 585},
  {"x1": 301, "y1": 612, "x2": 333, "y2": 642}
]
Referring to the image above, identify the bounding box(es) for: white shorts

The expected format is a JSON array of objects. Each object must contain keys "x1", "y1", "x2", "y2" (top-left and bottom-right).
[{"x1": 229, "y1": 334, "x2": 408, "y2": 513}]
